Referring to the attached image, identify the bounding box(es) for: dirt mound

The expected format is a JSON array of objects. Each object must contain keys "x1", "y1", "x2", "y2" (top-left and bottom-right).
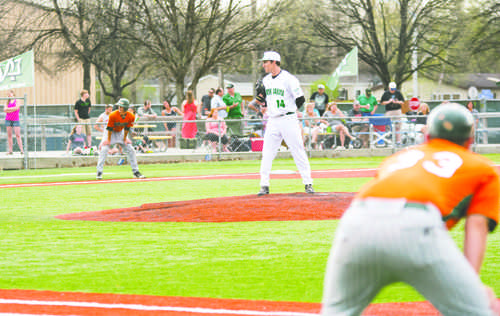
[{"x1": 56, "y1": 192, "x2": 355, "y2": 222}]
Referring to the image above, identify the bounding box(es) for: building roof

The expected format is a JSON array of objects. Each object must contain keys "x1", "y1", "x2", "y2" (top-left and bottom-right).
[{"x1": 439, "y1": 73, "x2": 500, "y2": 89}]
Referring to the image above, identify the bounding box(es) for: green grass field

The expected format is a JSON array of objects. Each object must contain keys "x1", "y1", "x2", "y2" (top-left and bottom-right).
[{"x1": 1, "y1": 155, "x2": 500, "y2": 304}]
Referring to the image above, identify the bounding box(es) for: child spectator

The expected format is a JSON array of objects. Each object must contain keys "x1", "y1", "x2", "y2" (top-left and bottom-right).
[{"x1": 66, "y1": 125, "x2": 86, "y2": 155}]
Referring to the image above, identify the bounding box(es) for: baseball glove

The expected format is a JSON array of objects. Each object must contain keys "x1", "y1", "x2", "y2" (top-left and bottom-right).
[{"x1": 255, "y1": 80, "x2": 266, "y2": 103}]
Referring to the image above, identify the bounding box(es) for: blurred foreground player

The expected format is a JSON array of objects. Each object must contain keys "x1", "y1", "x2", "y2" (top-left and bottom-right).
[
  {"x1": 322, "y1": 103, "x2": 500, "y2": 316},
  {"x1": 96, "y1": 98, "x2": 145, "y2": 180}
]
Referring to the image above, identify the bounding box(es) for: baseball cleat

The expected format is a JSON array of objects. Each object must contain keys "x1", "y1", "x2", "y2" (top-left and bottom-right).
[
  {"x1": 305, "y1": 184, "x2": 315, "y2": 194},
  {"x1": 133, "y1": 171, "x2": 146, "y2": 179},
  {"x1": 257, "y1": 186, "x2": 269, "y2": 196},
  {"x1": 96, "y1": 171, "x2": 103, "y2": 180}
]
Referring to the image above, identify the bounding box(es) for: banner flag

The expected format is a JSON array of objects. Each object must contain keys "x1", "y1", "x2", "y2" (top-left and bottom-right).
[
  {"x1": 0, "y1": 50, "x2": 34, "y2": 91},
  {"x1": 327, "y1": 47, "x2": 358, "y2": 90}
]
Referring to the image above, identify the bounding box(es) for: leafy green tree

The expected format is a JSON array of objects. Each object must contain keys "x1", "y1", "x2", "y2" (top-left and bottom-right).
[{"x1": 311, "y1": 0, "x2": 464, "y2": 89}]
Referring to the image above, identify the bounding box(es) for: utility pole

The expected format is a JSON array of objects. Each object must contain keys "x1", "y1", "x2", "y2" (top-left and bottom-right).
[{"x1": 251, "y1": 0, "x2": 258, "y2": 96}]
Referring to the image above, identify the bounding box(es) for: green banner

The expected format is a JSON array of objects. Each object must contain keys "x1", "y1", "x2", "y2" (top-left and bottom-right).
[
  {"x1": 0, "y1": 50, "x2": 34, "y2": 91},
  {"x1": 327, "y1": 47, "x2": 358, "y2": 90}
]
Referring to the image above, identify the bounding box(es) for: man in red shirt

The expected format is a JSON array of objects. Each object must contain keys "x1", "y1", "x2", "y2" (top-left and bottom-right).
[{"x1": 96, "y1": 98, "x2": 145, "y2": 180}]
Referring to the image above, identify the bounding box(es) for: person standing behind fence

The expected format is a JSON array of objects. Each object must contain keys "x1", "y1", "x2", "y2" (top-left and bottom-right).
[
  {"x1": 96, "y1": 98, "x2": 145, "y2": 180},
  {"x1": 181, "y1": 90, "x2": 198, "y2": 139},
  {"x1": 161, "y1": 99, "x2": 182, "y2": 148},
  {"x1": 357, "y1": 88, "x2": 378, "y2": 116},
  {"x1": 211, "y1": 88, "x2": 227, "y2": 119},
  {"x1": 201, "y1": 88, "x2": 215, "y2": 119},
  {"x1": 309, "y1": 84, "x2": 329, "y2": 116},
  {"x1": 74, "y1": 89, "x2": 92, "y2": 147},
  {"x1": 3, "y1": 90, "x2": 23, "y2": 155},
  {"x1": 380, "y1": 82, "x2": 405, "y2": 146},
  {"x1": 223, "y1": 83, "x2": 244, "y2": 136}
]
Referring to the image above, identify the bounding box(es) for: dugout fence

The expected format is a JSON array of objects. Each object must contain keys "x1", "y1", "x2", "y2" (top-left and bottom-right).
[{"x1": 1, "y1": 99, "x2": 500, "y2": 169}]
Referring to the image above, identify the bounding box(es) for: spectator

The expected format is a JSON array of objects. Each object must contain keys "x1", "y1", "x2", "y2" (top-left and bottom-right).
[
  {"x1": 357, "y1": 88, "x2": 378, "y2": 116},
  {"x1": 161, "y1": 99, "x2": 182, "y2": 148},
  {"x1": 414, "y1": 103, "x2": 430, "y2": 144},
  {"x1": 181, "y1": 90, "x2": 198, "y2": 139},
  {"x1": 347, "y1": 100, "x2": 369, "y2": 148},
  {"x1": 204, "y1": 108, "x2": 229, "y2": 152},
  {"x1": 138, "y1": 100, "x2": 165, "y2": 150},
  {"x1": 380, "y1": 82, "x2": 405, "y2": 145},
  {"x1": 211, "y1": 88, "x2": 227, "y2": 119},
  {"x1": 309, "y1": 84, "x2": 329, "y2": 116},
  {"x1": 66, "y1": 125, "x2": 86, "y2": 155},
  {"x1": 223, "y1": 83, "x2": 244, "y2": 136},
  {"x1": 322, "y1": 101, "x2": 354, "y2": 149},
  {"x1": 302, "y1": 102, "x2": 322, "y2": 149},
  {"x1": 3, "y1": 90, "x2": 23, "y2": 155},
  {"x1": 467, "y1": 101, "x2": 480, "y2": 123},
  {"x1": 74, "y1": 89, "x2": 92, "y2": 147},
  {"x1": 201, "y1": 88, "x2": 215, "y2": 118},
  {"x1": 94, "y1": 104, "x2": 113, "y2": 133},
  {"x1": 467, "y1": 101, "x2": 484, "y2": 143},
  {"x1": 94, "y1": 104, "x2": 122, "y2": 155},
  {"x1": 137, "y1": 100, "x2": 158, "y2": 119},
  {"x1": 415, "y1": 103, "x2": 430, "y2": 126}
]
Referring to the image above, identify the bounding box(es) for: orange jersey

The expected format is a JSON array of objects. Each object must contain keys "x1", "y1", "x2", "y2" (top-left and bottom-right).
[
  {"x1": 107, "y1": 110, "x2": 135, "y2": 132},
  {"x1": 357, "y1": 139, "x2": 500, "y2": 231}
]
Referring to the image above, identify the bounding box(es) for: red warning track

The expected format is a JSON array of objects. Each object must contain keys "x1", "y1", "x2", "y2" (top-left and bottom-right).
[
  {"x1": 0, "y1": 168, "x2": 377, "y2": 189},
  {"x1": 0, "y1": 289, "x2": 442, "y2": 315}
]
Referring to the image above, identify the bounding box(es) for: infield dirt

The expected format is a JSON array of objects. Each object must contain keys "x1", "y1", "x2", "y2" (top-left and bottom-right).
[{"x1": 56, "y1": 192, "x2": 355, "y2": 222}]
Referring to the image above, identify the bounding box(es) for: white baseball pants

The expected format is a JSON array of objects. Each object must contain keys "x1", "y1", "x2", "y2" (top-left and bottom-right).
[
  {"x1": 260, "y1": 114, "x2": 312, "y2": 186},
  {"x1": 97, "y1": 130, "x2": 139, "y2": 173},
  {"x1": 322, "y1": 198, "x2": 495, "y2": 316}
]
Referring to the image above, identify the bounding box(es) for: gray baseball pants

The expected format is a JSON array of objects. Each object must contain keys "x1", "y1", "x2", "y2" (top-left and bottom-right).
[
  {"x1": 97, "y1": 130, "x2": 139, "y2": 173},
  {"x1": 321, "y1": 198, "x2": 494, "y2": 316}
]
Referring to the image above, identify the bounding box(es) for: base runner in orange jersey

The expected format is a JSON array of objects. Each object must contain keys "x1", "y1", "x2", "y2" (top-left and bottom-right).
[
  {"x1": 322, "y1": 103, "x2": 500, "y2": 316},
  {"x1": 96, "y1": 98, "x2": 145, "y2": 180}
]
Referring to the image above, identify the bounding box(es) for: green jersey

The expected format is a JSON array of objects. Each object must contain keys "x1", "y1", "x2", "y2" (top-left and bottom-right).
[
  {"x1": 223, "y1": 93, "x2": 243, "y2": 119},
  {"x1": 357, "y1": 94, "x2": 378, "y2": 113}
]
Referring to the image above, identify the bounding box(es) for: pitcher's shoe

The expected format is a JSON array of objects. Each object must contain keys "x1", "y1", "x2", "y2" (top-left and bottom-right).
[
  {"x1": 96, "y1": 171, "x2": 103, "y2": 180},
  {"x1": 257, "y1": 186, "x2": 269, "y2": 196},
  {"x1": 305, "y1": 184, "x2": 315, "y2": 194},
  {"x1": 133, "y1": 171, "x2": 146, "y2": 179}
]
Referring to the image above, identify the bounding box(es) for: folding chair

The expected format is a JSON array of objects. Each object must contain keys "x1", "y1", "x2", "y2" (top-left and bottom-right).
[{"x1": 368, "y1": 116, "x2": 393, "y2": 147}]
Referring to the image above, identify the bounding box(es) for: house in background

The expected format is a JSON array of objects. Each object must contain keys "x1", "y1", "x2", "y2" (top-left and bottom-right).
[{"x1": 371, "y1": 73, "x2": 500, "y2": 101}]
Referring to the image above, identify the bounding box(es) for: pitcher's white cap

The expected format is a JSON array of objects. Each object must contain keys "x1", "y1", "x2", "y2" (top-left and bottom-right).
[{"x1": 261, "y1": 51, "x2": 281, "y2": 62}]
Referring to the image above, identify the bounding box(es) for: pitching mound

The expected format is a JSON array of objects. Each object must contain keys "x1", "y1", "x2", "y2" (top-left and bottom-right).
[{"x1": 56, "y1": 192, "x2": 355, "y2": 222}]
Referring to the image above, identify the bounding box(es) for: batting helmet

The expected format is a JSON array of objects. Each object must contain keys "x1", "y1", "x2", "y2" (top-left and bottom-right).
[
  {"x1": 427, "y1": 103, "x2": 474, "y2": 144},
  {"x1": 116, "y1": 98, "x2": 130, "y2": 108}
]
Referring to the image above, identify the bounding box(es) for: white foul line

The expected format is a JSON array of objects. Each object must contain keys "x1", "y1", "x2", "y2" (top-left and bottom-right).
[{"x1": 0, "y1": 298, "x2": 318, "y2": 316}]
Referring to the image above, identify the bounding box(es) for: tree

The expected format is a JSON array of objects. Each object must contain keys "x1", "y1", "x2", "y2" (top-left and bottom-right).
[
  {"x1": 92, "y1": 2, "x2": 151, "y2": 102},
  {"x1": 311, "y1": 0, "x2": 463, "y2": 89},
  {"x1": 471, "y1": 2, "x2": 500, "y2": 71},
  {"x1": 126, "y1": 0, "x2": 281, "y2": 103}
]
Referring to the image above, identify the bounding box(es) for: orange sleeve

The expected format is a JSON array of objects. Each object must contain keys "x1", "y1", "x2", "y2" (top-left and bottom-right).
[{"x1": 467, "y1": 169, "x2": 500, "y2": 232}]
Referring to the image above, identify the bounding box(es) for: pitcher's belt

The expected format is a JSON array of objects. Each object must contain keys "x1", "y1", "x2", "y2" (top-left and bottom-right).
[{"x1": 272, "y1": 112, "x2": 296, "y2": 118}]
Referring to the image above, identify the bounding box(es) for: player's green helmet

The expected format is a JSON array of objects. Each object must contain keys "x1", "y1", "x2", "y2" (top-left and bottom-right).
[
  {"x1": 116, "y1": 98, "x2": 130, "y2": 108},
  {"x1": 427, "y1": 103, "x2": 474, "y2": 144}
]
